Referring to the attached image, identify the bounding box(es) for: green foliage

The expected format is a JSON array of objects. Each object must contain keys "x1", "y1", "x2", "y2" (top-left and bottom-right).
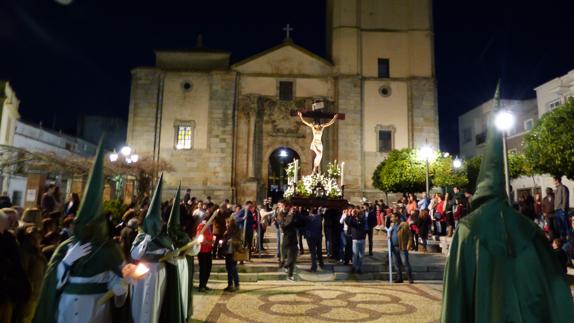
[
  {"x1": 377, "y1": 148, "x2": 426, "y2": 193},
  {"x1": 371, "y1": 160, "x2": 386, "y2": 191},
  {"x1": 524, "y1": 98, "x2": 574, "y2": 179},
  {"x1": 465, "y1": 152, "x2": 531, "y2": 193},
  {"x1": 103, "y1": 199, "x2": 129, "y2": 223},
  {"x1": 430, "y1": 155, "x2": 469, "y2": 188},
  {"x1": 466, "y1": 156, "x2": 482, "y2": 193}
]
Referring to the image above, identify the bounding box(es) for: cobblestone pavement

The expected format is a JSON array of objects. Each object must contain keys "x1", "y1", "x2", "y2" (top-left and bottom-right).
[{"x1": 192, "y1": 281, "x2": 443, "y2": 323}]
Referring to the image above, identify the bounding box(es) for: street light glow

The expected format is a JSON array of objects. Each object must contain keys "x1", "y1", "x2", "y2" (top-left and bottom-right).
[
  {"x1": 279, "y1": 149, "x2": 288, "y2": 158},
  {"x1": 453, "y1": 157, "x2": 462, "y2": 169},
  {"x1": 120, "y1": 146, "x2": 132, "y2": 156},
  {"x1": 419, "y1": 145, "x2": 434, "y2": 161},
  {"x1": 494, "y1": 110, "x2": 515, "y2": 131},
  {"x1": 109, "y1": 152, "x2": 119, "y2": 162}
]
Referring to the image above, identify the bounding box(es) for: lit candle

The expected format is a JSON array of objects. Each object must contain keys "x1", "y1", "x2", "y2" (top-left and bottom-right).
[
  {"x1": 341, "y1": 162, "x2": 345, "y2": 187},
  {"x1": 198, "y1": 234, "x2": 205, "y2": 243},
  {"x1": 134, "y1": 263, "x2": 150, "y2": 278},
  {"x1": 294, "y1": 159, "x2": 299, "y2": 183}
]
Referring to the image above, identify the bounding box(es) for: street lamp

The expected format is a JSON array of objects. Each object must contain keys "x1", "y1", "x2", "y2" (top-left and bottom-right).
[
  {"x1": 419, "y1": 145, "x2": 434, "y2": 197},
  {"x1": 494, "y1": 110, "x2": 515, "y2": 203},
  {"x1": 453, "y1": 157, "x2": 462, "y2": 169}
]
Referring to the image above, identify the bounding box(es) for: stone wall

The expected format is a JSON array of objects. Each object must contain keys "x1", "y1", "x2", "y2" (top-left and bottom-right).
[{"x1": 409, "y1": 78, "x2": 439, "y2": 149}]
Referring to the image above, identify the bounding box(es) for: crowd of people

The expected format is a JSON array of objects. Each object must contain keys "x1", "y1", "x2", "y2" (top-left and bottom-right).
[{"x1": 0, "y1": 171, "x2": 572, "y2": 322}]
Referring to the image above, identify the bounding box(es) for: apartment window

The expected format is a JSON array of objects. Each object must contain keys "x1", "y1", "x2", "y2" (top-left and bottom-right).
[
  {"x1": 175, "y1": 121, "x2": 195, "y2": 150},
  {"x1": 524, "y1": 119, "x2": 534, "y2": 131},
  {"x1": 547, "y1": 99, "x2": 561, "y2": 111},
  {"x1": 462, "y1": 128, "x2": 472, "y2": 143},
  {"x1": 278, "y1": 81, "x2": 294, "y2": 101},
  {"x1": 375, "y1": 125, "x2": 395, "y2": 153},
  {"x1": 475, "y1": 131, "x2": 487, "y2": 145},
  {"x1": 378, "y1": 58, "x2": 390, "y2": 78}
]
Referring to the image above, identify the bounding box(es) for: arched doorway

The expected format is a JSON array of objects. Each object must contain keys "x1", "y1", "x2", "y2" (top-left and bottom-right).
[{"x1": 268, "y1": 147, "x2": 299, "y2": 203}]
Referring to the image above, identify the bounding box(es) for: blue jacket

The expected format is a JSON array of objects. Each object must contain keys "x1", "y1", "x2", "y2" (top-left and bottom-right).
[
  {"x1": 235, "y1": 208, "x2": 254, "y2": 233},
  {"x1": 304, "y1": 213, "x2": 323, "y2": 241}
]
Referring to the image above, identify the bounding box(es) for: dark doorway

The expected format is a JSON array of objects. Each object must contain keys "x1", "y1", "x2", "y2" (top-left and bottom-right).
[{"x1": 268, "y1": 147, "x2": 299, "y2": 203}]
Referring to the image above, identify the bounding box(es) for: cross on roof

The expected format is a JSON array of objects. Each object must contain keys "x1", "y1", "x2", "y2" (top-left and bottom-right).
[{"x1": 283, "y1": 24, "x2": 293, "y2": 41}]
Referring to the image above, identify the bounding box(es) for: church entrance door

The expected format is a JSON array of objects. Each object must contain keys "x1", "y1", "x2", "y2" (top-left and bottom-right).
[{"x1": 268, "y1": 147, "x2": 299, "y2": 203}]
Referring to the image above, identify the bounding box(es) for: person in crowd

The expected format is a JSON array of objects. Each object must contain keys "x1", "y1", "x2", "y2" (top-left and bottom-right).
[
  {"x1": 444, "y1": 192, "x2": 455, "y2": 237},
  {"x1": 20, "y1": 208, "x2": 42, "y2": 229},
  {"x1": 0, "y1": 210, "x2": 30, "y2": 323},
  {"x1": 339, "y1": 208, "x2": 352, "y2": 265},
  {"x1": 235, "y1": 201, "x2": 254, "y2": 261},
  {"x1": 417, "y1": 209, "x2": 432, "y2": 251},
  {"x1": 131, "y1": 174, "x2": 182, "y2": 323},
  {"x1": 417, "y1": 192, "x2": 429, "y2": 211},
  {"x1": 279, "y1": 203, "x2": 299, "y2": 281},
  {"x1": 345, "y1": 207, "x2": 367, "y2": 274},
  {"x1": 64, "y1": 193, "x2": 80, "y2": 216},
  {"x1": 183, "y1": 188, "x2": 192, "y2": 204},
  {"x1": 408, "y1": 209, "x2": 420, "y2": 251},
  {"x1": 453, "y1": 198, "x2": 464, "y2": 229},
  {"x1": 534, "y1": 192, "x2": 543, "y2": 225},
  {"x1": 196, "y1": 211, "x2": 214, "y2": 292},
  {"x1": 542, "y1": 187, "x2": 556, "y2": 239},
  {"x1": 464, "y1": 191, "x2": 473, "y2": 210},
  {"x1": 374, "y1": 204, "x2": 384, "y2": 230},
  {"x1": 211, "y1": 203, "x2": 228, "y2": 259},
  {"x1": 273, "y1": 201, "x2": 284, "y2": 261},
  {"x1": 518, "y1": 192, "x2": 536, "y2": 221},
  {"x1": 323, "y1": 207, "x2": 335, "y2": 258},
  {"x1": 296, "y1": 206, "x2": 306, "y2": 255},
  {"x1": 59, "y1": 215, "x2": 75, "y2": 242},
  {"x1": 553, "y1": 176, "x2": 570, "y2": 241},
  {"x1": 552, "y1": 239, "x2": 568, "y2": 276},
  {"x1": 389, "y1": 212, "x2": 414, "y2": 283},
  {"x1": 1, "y1": 208, "x2": 19, "y2": 233},
  {"x1": 406, "y1": 195, "x2": 417, "y2": 215},
  {"x1": 304, "y1": 207, "x2": 324, "y2": 272},
  {"x1": 222, "y1": 217, "x2": 242, "y2": 292},
  {"x1": 40, "y1": 218, "x2": 59, "y2": 260},
  {"x1": 431, "y1": 193, "x2": 445, "y2": 239},
  {"x1": 119, "y1": 218, "x2": 138, "y2": 262},
  {"x1": 193, "y1": 201, "x2": 206, "y2": 222},
  {"x1": 364, "y1": 203, "x2": 377, "y2": 256},
  {"x1": 15, "y1": 225, "x2": 47, "y2": 323},
  {"x1": 0, "y1": 194, "x2": 12, "y2": 209}
]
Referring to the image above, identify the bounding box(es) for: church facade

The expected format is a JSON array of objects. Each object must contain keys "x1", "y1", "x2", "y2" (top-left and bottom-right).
[{"x1": 126, "y1": 0, "x2": 439, "y2": 203}]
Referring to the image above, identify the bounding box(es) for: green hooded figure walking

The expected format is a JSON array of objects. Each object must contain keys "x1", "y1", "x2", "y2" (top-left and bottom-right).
[
  {"x1": 441, "y1": 84, "x2": 574, "y2": 322},
  {"x1": 33, "y1": 142, "x2": 129, "y2": 323},
  {"x1": 130, "y1": 173, "x2": 185, "y2": 323},
  {"x1": 168, "y1": 183, "x2": 198, "y2": 322}
]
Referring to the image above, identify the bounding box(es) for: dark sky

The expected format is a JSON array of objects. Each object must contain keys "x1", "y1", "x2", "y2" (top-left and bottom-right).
[{"x1": 1, "y1": 0, "x2": 573, "y2": 153}]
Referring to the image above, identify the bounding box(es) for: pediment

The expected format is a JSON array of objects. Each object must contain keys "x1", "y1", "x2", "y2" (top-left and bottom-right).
[{"x1": 232, "y1": 42, "x2": 333, "y2": 76}]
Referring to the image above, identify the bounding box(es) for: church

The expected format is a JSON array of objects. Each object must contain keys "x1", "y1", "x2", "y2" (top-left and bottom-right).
[{"x1": 126, "y1": 0, "x2": 439, "y2": 203}]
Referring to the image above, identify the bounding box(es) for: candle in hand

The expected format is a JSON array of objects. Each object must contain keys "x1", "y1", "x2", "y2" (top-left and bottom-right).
[
  {"x1": 134, "y1": 263, "x2": 150, "y2": 279},
  {"x1": 341, "y1": 162, "x2": 345, "y2": 186}
]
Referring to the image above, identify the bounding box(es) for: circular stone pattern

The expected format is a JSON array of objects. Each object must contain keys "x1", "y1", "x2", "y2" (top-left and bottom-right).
[{"x1": 218, "y1": 284, "x2": 441, "y2": 323}]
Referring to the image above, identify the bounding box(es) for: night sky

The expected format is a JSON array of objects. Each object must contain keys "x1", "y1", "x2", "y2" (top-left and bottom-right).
[{"x1": 1, "y1": 0, "x2": 573, "y2": 153}]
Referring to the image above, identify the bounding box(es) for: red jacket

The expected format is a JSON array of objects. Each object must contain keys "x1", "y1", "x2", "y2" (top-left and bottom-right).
[{"x1": 196, "y1": 222, "x2": 214, "y2": 253}]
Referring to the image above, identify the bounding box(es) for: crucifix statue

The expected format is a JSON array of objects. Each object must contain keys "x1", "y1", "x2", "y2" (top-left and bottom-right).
[
  {"x1": 292, "y1": 102, "x2": 344, "y2": 174},
  {"x1": 283, "y1": 24, "x2": 293, "y2": 41}
]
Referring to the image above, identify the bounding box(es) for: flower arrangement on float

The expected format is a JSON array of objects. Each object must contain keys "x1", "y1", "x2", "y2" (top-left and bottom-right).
[{"x1": 283, "y1": 160, "x2": 344, "y2": 199}]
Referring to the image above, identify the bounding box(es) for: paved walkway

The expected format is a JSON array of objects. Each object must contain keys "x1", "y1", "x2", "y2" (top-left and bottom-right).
[{"x1": 192, "y1": 281, "x2": 443, "y2": 323}]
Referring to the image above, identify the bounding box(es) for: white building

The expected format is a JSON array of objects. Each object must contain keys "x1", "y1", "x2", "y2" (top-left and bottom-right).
[
  {"x1": 0, "y1": 81, "x2": 97, "y2": 206},
  {"x1": 511, "y1": 69, "x2": 574, "y2": 206}
]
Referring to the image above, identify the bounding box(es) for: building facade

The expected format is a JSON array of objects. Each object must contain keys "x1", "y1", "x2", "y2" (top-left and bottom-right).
[
  {"x1": 126, "y1": 0, "x2": 439, "y2": 203},
  {"x1": 458, "y1": 98, "x2": 537, "y2": 158}
]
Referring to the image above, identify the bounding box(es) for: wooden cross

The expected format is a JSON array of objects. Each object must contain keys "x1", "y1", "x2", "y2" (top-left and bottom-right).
[{"x1": 283, "y1": 24, "x2": 293, "y2": 41}]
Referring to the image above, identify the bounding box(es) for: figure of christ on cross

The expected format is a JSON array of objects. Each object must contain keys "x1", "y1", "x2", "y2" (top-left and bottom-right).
[{"x1": 297, "y1": 110, "x2": 340, "y2": 174}]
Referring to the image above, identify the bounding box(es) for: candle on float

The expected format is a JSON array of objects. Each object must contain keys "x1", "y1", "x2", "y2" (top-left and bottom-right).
[
  {"x1": 341, "y1": 162, "x2": 345, "y2": 187},
  {"x1": 294, "y1": 159, "x2": 299, "y2": 183}
]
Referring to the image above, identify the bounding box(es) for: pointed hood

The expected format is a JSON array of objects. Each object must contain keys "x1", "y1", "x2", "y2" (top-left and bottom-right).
[
  {"x1": 471, "y1": 81, "x2": 507, "y2": 209},
  {"x1": 168, "y1": 182, "x2": 191, "y2": 247},
  {"x1": 143, "y1": 173, "x2": 164, "y2": 237},
  {"x1": 74, "y1": 139, "x2": 107, "y2": 243},
  {"x1": 168, "y1": 183, "x2": 182, "y2": 229}
]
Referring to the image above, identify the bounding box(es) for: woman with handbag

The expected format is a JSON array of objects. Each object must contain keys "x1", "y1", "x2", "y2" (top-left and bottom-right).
[{"x1": 222, "y1": 217, "x2": 242, "y2": 292}]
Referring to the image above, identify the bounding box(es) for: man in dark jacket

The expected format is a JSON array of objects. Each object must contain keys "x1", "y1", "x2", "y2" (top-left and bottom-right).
[
  {"x1": 364, "y1": 203, "x2": 377, "y2": 256},
  {"x1": 345, "y1": 208, "x2": 367, "y2": 274},
  {"x1": 235, "y1": 201, "x2": 255, "y2": 258},
  {"x1": 279, "y1": 204, "x2": 299, "y2": 281},
  {"x1": 304, "y1": 208, "x2": 324, "y2": 272}
]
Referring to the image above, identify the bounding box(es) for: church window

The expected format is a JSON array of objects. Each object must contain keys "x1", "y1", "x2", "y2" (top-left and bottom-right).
[
  {"x1": 375, "y1": 125, "x2": 395, "y2": 153},
  {"x1": 175, "y1": 121, "x2": 194, "y2": 150},
  {"x1": 378, "y1": 58, "x2": 390, "y2": 78},
  {"x1": 279, "y1": 81, "x2": 294, "y2": 101},
  {"x1": 462, "y1": 128, "x2": 472, "y2": 143}
]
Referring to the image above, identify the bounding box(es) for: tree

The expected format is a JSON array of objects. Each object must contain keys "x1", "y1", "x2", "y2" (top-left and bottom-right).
[
  {"x1": 377, "y1": 148, "x2": 426, "y2": 193},
  {"x1": 524, "y1": 98, "x2": 574, "y2": 179},
  {"x1": 371, "y1": 159, "x2": 386, "y2": 191},
  {"x1": 465, "y1": 152, "x2": 531, "y2": 193},
  {"x1": 430, "y1": 155, "x2": 469, "y2": 188}
]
